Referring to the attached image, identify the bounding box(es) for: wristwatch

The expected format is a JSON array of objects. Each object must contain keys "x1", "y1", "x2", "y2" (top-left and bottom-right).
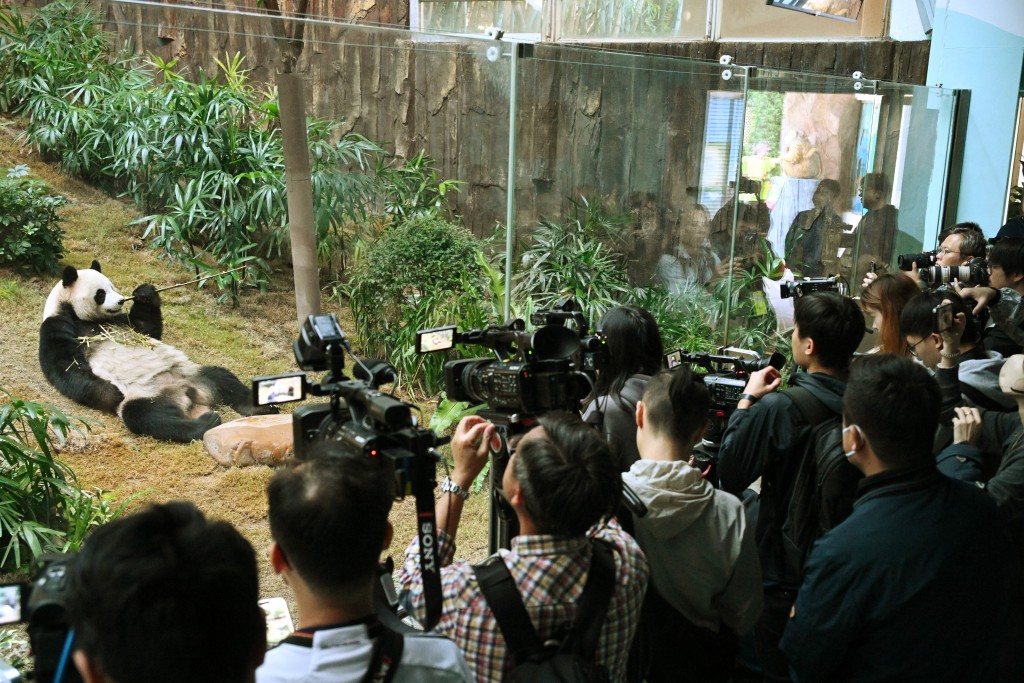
[
  {"x1": 440, "y1": 477, "x2": 470, "y2": 501},
  {"x1": 740, "y1": 393, "x2": 760, "y2": 404}
]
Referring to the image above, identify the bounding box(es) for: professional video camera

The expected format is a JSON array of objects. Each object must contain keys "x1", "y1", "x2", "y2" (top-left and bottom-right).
[
  {"x1": 252, "y1": 314, "x2": 447, "y2": 630},
  {"x1": 917, "y1": 257, "x2": 989, "y2": 286},
  {"x1": 779, "y1": 276, "x2": 846, "y2": 299},
  {"x1": 416, "y1": 299, "x2": 606, "y2": 550},
  {"x1": 0, "y1": 554, "x2": 82, "y2": 683},
  {"x1": 664, "y1": 348, "x2": 786, "y2": 469},
  {"x1": 417, "y1": 299, "x2": 603, "y2": 418}
]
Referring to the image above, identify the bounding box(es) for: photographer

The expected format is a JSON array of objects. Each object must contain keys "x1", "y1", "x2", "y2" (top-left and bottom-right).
[
  {"x1": 960, "y1": 236, "x2": 1024, "y2": 357},
  {"x1": 624, "y1": 368, "x2": 762, "y2": 682},
  {"x1": 899, "y1": 289, "x2": 1015, "y2": 412},
  {"x1": 780, "y1": 355, "x2": 1013, "y2": 681},
  {"x1": 396, "y1": 414, "x2": 648, "y2": 683},
  {"x1": 716, "y1": 291, "x2": 865, "y2": 682},
  {"x1": 582, "y1": 305, "x2": 663, "y2": 470},
  {"x1": 257, "y1": 444, "x2": 472, "y2": 683},
  {"x1": 66, "y1": 501, "x2": 266, "y2": 683}
]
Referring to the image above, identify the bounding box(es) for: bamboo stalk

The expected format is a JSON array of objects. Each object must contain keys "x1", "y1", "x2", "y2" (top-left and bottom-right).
[{"x1": 122, "y1": 265, "x2": 249, "y2": 301}]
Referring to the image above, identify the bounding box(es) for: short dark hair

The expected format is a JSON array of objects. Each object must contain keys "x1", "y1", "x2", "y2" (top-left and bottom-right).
[
  {"x1": 642, "y1": 368, "x2": 710, "y2": 445},
  {"x1": 861, "y1": 172, "x2": 891, "y2": 197},
  {"x1": 793, "y1": 291, "x2": 866, "y2": 370},
  {"x1": 66, "y1": 501, "x2": 263, "y2": 683},
  {"x1": 267, "y1": 443, "x2": 396, "y2": 596},
  {"x1": 513, "y1": 412, "x2": 622, "y2": 536},
  {"x1": 843, "y1": 354, "x2": 940, "y2": 465},
  {"x1": 988, "y1": 237, "x2": 1024, "y2": 279},
  {"x1": 595, "y1": 305, "x2": 663, "y2": 404},
  {"x1": 943, "y1": 224, "x2": 987, "y2": 259},
  {"x1": 816, "y1": 178, "x2": 841, "y2": 198},
  {"x1": 899, "y1": 289, "x2": 980, "y2": 344}
]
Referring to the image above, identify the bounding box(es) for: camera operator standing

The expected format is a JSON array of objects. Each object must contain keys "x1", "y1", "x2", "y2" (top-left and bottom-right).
[
  {"x1": 582, "y1": 305, "x2": 663, "y2": 471},
  {"x1": 960, "y1": 237, "x2": 1024, "y2": 357},
  {"x1": 716, "y1": 292, "x2": 865, "y2": 682}
]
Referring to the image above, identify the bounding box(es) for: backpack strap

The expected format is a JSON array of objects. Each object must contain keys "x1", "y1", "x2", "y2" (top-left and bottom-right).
[
  {"x1": 473, "y1": 554, "x2": 543, "y2": 657},
  {"x1": 785, "y1": 385, "x2": 835, "y2": 427},
  {"x1": 472, "y1": 539, "x2": 617, "y2": 661}
]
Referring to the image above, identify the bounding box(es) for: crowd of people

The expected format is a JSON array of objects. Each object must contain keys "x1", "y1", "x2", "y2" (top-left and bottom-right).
[{"x1": 55, "y1": 217, "x2": 1024, "y2": 683}]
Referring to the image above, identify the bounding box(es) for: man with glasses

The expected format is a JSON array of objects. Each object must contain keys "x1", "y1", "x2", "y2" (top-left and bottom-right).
[
  {"x1": 900, "y1": 290, "x2": 1014, "y2": 412},
  {"x1": 960, "y1": 236, "x2": 1024, "y2": 356}
]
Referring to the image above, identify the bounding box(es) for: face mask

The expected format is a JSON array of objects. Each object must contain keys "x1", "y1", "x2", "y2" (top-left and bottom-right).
[{"x1": 842, "y1": 425, "x2": 858, "y2": 459}]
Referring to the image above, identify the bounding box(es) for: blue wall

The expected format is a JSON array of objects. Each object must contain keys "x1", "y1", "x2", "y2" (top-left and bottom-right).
[{"x1": 928, "y1": 1, "x2": 1024, "y2": 234}]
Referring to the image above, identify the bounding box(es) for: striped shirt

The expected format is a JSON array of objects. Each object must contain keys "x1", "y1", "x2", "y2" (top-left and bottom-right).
[{"x1": 397, "y1": 519, "x2": 648, "y2": 683}]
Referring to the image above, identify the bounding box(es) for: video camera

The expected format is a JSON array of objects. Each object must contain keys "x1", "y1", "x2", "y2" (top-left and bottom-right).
[
  {"x1": 416, "y1": 299, "x2": 606, "y2": 551},
  {"x1": 779, "y1": 276, "x2": 846, "y2": 299},
  {"x1": 0, "y1": 555, "x2": 82, "y2": 683},
  {"x1": 664, "y1": 348, "x2": 786, "y2": 459},
  {"x1": 252, "y1": 314, "x2": 447, "y2": 630},
  {"x1": 416, "y1": 299, "x2": 603, "y2": 419}
]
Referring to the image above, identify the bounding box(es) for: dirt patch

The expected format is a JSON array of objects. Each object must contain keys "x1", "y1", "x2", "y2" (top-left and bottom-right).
[{"x1": 0, "y1": 119, "x2": 491, "y2": 617}]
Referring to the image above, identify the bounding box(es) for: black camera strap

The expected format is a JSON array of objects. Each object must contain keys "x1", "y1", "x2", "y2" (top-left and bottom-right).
[{"x1": 408, "y1": 453, "x2": 444, "y2": 631}]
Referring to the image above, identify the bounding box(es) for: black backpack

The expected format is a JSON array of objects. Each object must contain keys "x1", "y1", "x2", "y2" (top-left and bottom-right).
[
  {"x1": 774, "y1": 386, "x2": 863, "y2": 577},
  {"x1": 472, "y1": 540, "x2": 615, "y2": 683}
]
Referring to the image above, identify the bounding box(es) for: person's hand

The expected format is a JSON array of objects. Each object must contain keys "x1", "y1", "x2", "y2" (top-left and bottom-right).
[
  {"x1": 743, "y1": 366, "x2": 782, "y2": 399},
  {"x1": 449, "y1": 416, "x2": 496, "y2": 489},
  {"x1": 861, "y1": 271, "x2": 879, "y2": 289},
  {"x1": 952, "y1": 406, "x2": 983, "y2": 446},
  {"x1": 939, "y1": 303, "x2": 967, "y2": 347},
  {"x1": 714, "y1": 258, "x2": 744, "y2": 280},
  {"x1": 955, "y1": 283, "x2": 998, "y2": 315},
  {"x1": 905, "y1": 263, "x2": 922, "y2": 284}
]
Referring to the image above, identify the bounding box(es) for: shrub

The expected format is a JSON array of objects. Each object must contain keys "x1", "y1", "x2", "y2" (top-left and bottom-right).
[
  {"x1": 346, "y1": 216, "x2": 488, "y2": 393},
  {"x1": 0, "y1": 165, "x2": 66, "y2": 274},
  {"x1": 0, "y1": 389, "x2": 143, "y2": 569},
  {"x1": 514, "y1": 196, "x2": 634, "y2": 327}
]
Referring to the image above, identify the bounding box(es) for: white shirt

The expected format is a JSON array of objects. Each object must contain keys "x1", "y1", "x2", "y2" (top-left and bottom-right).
[{"x1": 256, "y1": 620, "x2": 473, "y2": 683}]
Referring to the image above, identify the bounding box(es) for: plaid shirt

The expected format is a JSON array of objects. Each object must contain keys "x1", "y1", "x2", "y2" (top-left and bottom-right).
[{"x1": 397, "y1": 519, "x2": 648, "y2": 683}]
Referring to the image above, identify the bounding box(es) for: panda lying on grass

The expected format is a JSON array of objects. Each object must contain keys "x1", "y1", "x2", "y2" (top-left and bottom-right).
[{"x1": 39, "y1": 261, "x2": 273, "y2": 443}]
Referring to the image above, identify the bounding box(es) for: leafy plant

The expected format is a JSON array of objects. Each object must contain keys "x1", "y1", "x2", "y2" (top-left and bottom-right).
[
  {"x1": 0, "y1": 389, "x2": 143, "y2": 569},
  {"x1": 0, "y1": 165, "x2": 66, "y2": 274},
  {"x1": 374, "y1": 149, "x2": 463, "y2": 222},
  {"x1": 514, "y1": 196, "x2": 634, "y2": 327},
  {"x1": 60, "y1": 486, "x2": 152, "y2": 554},
  {"x1": 346, "y1": 216, "x2": 490, "y2": 393}
]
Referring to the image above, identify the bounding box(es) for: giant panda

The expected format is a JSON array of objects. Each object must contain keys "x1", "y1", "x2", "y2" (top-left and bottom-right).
[{"x1": 39, "y1": 260, "x2": 272, "y2": 443}]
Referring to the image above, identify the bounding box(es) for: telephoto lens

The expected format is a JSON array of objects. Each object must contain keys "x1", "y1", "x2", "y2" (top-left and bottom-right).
[{"x1": 897, "y1": 252, "x2": 936, "y2": 270}]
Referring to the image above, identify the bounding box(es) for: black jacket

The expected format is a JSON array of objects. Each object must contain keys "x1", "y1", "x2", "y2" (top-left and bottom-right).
[
  {"x1": 781, "y1": 465, "x2": 1012, "y2": 682},
  {"x1": 582, "y1": 374, "x2": 649, "y2": 471},
  {"x1": 717, "y1": 371, "x2": 847, "y2": 587}
]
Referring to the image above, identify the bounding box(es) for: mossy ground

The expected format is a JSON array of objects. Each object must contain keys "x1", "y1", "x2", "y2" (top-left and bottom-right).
[{"x1": 0, "y1": 117, "x2": 492, "y2": 621}]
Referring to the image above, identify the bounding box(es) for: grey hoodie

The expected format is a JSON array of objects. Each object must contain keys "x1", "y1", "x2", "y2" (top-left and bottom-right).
[{"x1": 623, "y1": 459, "x2": 763, "y2": 635}]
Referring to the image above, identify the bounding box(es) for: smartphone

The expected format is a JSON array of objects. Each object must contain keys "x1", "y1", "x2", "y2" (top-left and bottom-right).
[
  {"x1": 415, "y1": 326, "x2": 456, "y2": 354},
  {"x1": 259, "y1": 597, "x2": 294, "y2": 648},
  {"x1": 933, "y1": 302, "x2": 953, "y2": 333},
  {"x1": 252, "y1": 373, "x2": 306, "y2": 406},
  {"x1": 0, "y1": 583, "x2": 24, "y2": 625}
]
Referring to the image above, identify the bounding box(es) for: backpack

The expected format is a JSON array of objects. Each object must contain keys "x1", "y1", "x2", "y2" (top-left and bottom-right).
[
  {"x1": 775, "y1": 386, "x2": 863, "y2": 578},
  {"x1": 472, "y1": 540, "x2": 615, "y2": 683}
]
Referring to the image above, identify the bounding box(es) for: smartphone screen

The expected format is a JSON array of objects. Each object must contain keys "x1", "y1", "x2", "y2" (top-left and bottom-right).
[
  {"x1": 259, "y1": 596, "x2": 294, "y2": 648},
  {"x1": 933, "y1": 302, "x2": 953, "y2": 333}
]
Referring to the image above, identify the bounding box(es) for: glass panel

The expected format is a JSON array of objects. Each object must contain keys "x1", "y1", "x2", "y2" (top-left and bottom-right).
[
  {"x1": 510, "y1": 46, "x2": 754, "y2": 349},
  {"x1": 418, "y1": 1, "x2": 544, "y2": 37},
  {"x1": 559, "y1": 0, "x2": 709, "y2": 40},
  {"x1": 719, "y1": 0, "x2": 884, "y2": 40}
]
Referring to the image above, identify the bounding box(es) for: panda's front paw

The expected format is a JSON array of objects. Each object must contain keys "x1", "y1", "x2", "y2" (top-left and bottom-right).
[{"x1": 131, "y1": 284, "x2": 160, "y2": 306}]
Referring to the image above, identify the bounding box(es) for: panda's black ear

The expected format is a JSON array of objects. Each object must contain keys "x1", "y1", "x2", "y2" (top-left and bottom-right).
[
  {"x1": 62, "y1": 266, "x2": 79, "y2": 288},
  {"x1": 90, "y1": 260, "x2": 101, "y2": 273}
]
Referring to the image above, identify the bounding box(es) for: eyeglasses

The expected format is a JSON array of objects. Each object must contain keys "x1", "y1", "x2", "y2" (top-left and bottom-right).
[
  {"x1": 936, "y1": 247, "x2": 961, "y2": 256},
  {"x1": 906, "y1": 337, "x2": 928, "y2": 359}
]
